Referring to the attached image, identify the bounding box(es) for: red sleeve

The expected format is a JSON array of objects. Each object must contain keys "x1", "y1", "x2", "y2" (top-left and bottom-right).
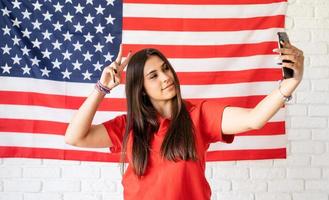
[
  {"x1": 199, "y1": 100, "x2": 234, "y2": 144},
  {"x1": 102, "y1": 114, "x2": 127, "y2": 153}
]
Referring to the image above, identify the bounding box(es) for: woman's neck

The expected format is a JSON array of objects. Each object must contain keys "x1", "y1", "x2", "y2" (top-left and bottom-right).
[{"x1": 151, "y1": 100, "x2": 173, "y2": 119}]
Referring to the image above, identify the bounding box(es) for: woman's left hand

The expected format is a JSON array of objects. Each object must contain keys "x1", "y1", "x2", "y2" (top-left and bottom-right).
[{"x1": 273, "y1": 41, "x2": 304, "y2": 84}]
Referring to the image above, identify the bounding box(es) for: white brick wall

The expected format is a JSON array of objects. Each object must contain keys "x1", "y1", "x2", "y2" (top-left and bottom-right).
[{"x1": 1, "y1": 1, "x2": 329, "y2": 200}]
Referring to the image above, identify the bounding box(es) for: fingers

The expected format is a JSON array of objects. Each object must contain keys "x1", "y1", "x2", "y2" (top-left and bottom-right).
[
  {"x1": 115, "y1": 44, "x2": 123, "y2": 64},
  {"x1": 119, "y1": 51, "x2": 132, "y2": 71}
]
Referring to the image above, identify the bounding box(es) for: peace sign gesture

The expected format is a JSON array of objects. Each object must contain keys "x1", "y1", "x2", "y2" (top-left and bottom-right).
[{"x1": 99, "y1": 44, "x2": 132, "y2": 90}]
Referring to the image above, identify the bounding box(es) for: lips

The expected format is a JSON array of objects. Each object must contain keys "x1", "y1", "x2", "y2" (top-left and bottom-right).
[{"x1": 162, "y1": 83, "x2": 174, "y2": 90}]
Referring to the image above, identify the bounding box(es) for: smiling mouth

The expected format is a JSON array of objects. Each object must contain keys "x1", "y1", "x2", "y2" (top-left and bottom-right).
[{"x1": 162, "y1": 83, "x2": 174, "y2": 90}]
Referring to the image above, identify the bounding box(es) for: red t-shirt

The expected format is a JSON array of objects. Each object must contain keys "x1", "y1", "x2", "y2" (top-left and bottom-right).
[{"x1": 103, "y1": 100, "x2": 234, "y2": 200}]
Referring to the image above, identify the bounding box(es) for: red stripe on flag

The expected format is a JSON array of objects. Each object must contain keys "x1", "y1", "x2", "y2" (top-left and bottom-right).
[
  {"x1": 1, "y1": 91, "x2": 276, "y2": 110},
  {"x1": 123, "y1": 42, "x2": 277, "y2": 58},
  {"x1": 0, "y1": 119, "x2": 285, "y2": 136},
  {"x1": 206, "y1": 148, "x2": 286, "y2": 161},
  {"x1": 0, "y1": 119, "x2": 67, "y2": 135},
  {"x1": 0, "y1": 147, "x2": 120, "y2": 162},
  {"x1": 123, "y1": 16, "x2": 285, "y2": 31},
  {"x1": 177, "y1": 69, "x2": 281, "y2": 85},
  {"x1": 123, "y1": 0, "x2": 286, "y2": 5},
  {"x1": 0, "y1": 146, "x2": 286, "y2": 162}
]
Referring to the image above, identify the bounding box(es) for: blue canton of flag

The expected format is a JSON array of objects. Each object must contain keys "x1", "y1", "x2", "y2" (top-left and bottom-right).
[{"x1": 0, "y1": 0, "x2": 122, "y2": 83}]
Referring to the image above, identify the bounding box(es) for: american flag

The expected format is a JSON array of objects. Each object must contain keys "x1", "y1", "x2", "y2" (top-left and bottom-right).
[{"x1": 0, "y1": 0, "x2": 287, "y2": 162}]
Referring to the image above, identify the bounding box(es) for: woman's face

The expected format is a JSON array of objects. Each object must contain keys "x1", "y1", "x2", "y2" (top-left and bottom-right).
[{"x1": 143, "y1": 55, "x2": 177, "y2": 104}]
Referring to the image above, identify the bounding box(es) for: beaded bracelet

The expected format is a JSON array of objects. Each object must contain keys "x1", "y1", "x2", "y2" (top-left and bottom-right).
[
  {"x1": 278, "y1": 80, "x2": 292, "y2": 102},
  {"x1": 95, "y1": 80, "x2": 111, "y2": 95}
]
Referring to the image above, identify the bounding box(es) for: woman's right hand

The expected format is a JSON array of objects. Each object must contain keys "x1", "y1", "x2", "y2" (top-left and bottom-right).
[{"x1": 99, "y1": 44, "x2": 132, "y2": 90}]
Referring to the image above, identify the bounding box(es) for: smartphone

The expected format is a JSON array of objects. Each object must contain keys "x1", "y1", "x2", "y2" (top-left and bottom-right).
[{"x1": 277, "y1": 32, "x2": 294, "y2": 79}]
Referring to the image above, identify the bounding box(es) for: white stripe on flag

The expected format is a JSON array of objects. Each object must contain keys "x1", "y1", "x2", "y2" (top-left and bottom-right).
[
  {"x1": 0, "y1": 104, "x2": 285, "y2": 123},
  {"x1": 0, "y1": 105, "x2": 124, "y2": 124},
  {"x1": 123, "y1": 28, "x2": 283, "y2": 45},
  {"x1": 169, "y1": 55, "x2": 280, "y2": 72},
  {"x1": 0, "y1": 132, "x2": 109, "y2": 153},
  {"x1": 209, "y1": 134, "x2": 287, "y2": 151},
  {"x1": 123, "y1": 2, "x2": 287, "y2": 18},
  {"x1": 0, "y1": 132, "x2": 286, "y2": 152},
  {"x1": 1, "y1": 77, "x2": 279, "y2": 98}
]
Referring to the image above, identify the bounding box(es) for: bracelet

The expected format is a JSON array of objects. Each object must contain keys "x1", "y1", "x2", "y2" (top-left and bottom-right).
[
  {"x1": 95, "y1": 80, "x2": 111, "y2": 95},
  {"x1": 278, "y1": 80, "x2": 292, "y2": 102}
]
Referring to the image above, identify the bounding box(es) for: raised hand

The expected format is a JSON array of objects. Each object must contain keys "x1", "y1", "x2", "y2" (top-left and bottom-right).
[
  {"x1": 99, "y1": 44, "x2": 132, "y2": 90},
  {"x1": 274, "y1": 41, "x2": 304, "y2": 83}
]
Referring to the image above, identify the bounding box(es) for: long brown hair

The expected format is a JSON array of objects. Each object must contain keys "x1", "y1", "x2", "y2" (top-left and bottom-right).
[{"x1": 122, "y1": 48, "x2": 197, "y2": 177}]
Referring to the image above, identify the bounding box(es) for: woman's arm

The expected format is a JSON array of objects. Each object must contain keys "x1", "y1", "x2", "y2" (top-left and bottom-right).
[
  {"x1": 65, "y1": 45, "x2": 132, "y2": 147},
  {"x1": 64, "y1": 89, "x2": 111, "y2": 148},
  {"x1": 222, "y1": 42, "x2": 304, "y2": 135}
]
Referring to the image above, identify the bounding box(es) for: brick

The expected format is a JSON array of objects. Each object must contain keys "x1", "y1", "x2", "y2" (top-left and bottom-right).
[
  {"x1": 287, "y1": 5, "x2": 314, "y2": 18},
  {"x1": 311, "y1": 79, "x2": 329, "y2": 91},
  {"x1": 296, "y1": 0, "x2": 329, "y2": 5},
  {"x1": 24, "y1": 193, "x2": 62, "y2": 200},
  {"x1": 286, "y1": 105, "x2": 307, "y2": 116},
  {"x1": 297, "y1": 92, "x2": 329, "y2": 104},
  {"x1": 43, "y1": 159, "x2": 80, "y2": 165},
  {"x1": 23, "y1": 167, "x2": 60, "y2": 178},
  {"x1": 0, "y1": 167, "x2": 21, "y2": 178},
  {"x1": 216, "y1": 192, "x2": 254, "y2": 200},
  {"x1": 0, "y1": 193, "x2": 23, "y2": 200},
  {"x1": 294, "y1": 19, "x2": 329, "y2": 29},
  {"x1": 236, "y1": 160, "x2": 273, "y2": 167},
  {"x1": 61, "y1": 166, "x2": 100, "y2": 179},
  {"x1": 303, "y1": 67, "x2": 329, "y2": 79},
  {"x1": 81, "y1": 180, "x2": 116, "y2": 192},
  {"x1": 312, "y1": 153, "x2": 329, "y2": 166},
  {"x1": 306, "y1": 180, "x2": 329, "y2": 191},
  {"x1": 294, "y1": 42, "x2": 327, "y2": 55},
  {"x1": 309, "y1": 105, "x2": 329, "y2": 116},
  {"x1": 312, "y1": 30, "x2": 329, "y2": 42},
  {"x1": 232, "y1": 180, "x2": 267, "y2": 192},
  {"x1": 4, "y1": 180, "x2": 41, "y2": 192},
  {"x1": 312, "y1": 129, "x2": 329, "y2": 140},
  {"x1": 287, "y1": 167, "x2": 321, "y2": 179},
  {"x1": 323, "y1": 168, "x2": 329, "y2": 178},
  {"x1": 208, "y1": 179, "x2": 231, "y2": 191},
  {"x1": 291, "y1": 117, "x2": 327, "y2": 128},
  {"x1": 287, "y1": 129, "x2": 311, "y2": 140},
  {"x1": 250, "y1": 168, "x2": 285, "y2": 179},
  {"x1": 315, "y1": 6, "x2": 329, "y2": 18},
  {"x1": 291, "y1": 141, "x2": 326, "y2": 154},
  {"x1": 102, "y1": 193, "x2": 123, "y2": 200},
  {"x1": 3, "y1": 158, "x2": 42, "y2": 165},
  {"x1": 255, "y1": 193, "x2": 291, "y2": 200},
  {"x1": 274, "y1": 155, "x2": 310, "y2": 167},
  {"x1": 310, "y1": 55, "x2": 329, "y2": 67},
  {"x1": 286, "y1": 30, "x2": 311, "y2": 42},
  {"x1": 293, "y1": 192, "x2": 328, "y2": 200},
  {"x1": 63, "y1": 193, "x2": 101, "y2": 200},
  {"x1": 43, "y1": 180, "x2": 80, "y2": 192},
  {"x1": 213, "y1": 167, "x2": 249, "y2": 180},
  {"x1": 268, "y1": 180, "x2": 304, "y2": 192},
  {"x1": 101, "y1": 166, "x2": 123, "y2": 180}
]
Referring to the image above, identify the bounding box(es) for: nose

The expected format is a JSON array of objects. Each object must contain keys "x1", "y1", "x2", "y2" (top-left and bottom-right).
[{"x1": 159, "y1": 72, "x2": 170, "y2": 83}]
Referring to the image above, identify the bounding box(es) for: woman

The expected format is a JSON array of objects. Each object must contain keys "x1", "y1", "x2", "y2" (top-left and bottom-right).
[{"x1": 65, "y1": 42, "x2": 304, "y2": 200}]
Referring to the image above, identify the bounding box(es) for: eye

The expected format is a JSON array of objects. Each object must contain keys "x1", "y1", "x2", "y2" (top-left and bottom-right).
[
  {"x1": 150, "y1": 73, "x2": 157, "y2": 79},
  {"x1": 163, "y1": 63, "x2": 169, "y2": 70}
]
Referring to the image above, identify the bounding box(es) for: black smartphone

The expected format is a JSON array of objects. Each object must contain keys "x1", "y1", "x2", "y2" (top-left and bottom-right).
[{"x1": 277, "y1": 32, "x2": 294, "y2": 79}]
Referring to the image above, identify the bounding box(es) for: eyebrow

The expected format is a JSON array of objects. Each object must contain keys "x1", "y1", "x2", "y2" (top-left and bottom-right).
[{"x1": 145, "y1": 62, "x2": 166, "y2": 77}]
